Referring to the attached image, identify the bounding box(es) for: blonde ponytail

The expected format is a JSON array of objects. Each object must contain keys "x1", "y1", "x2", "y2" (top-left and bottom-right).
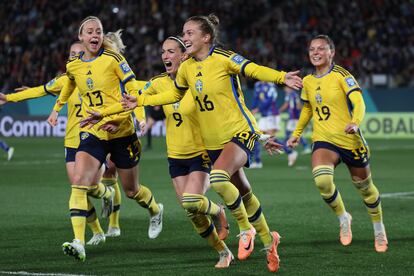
[{"x1": 103, "y1": 29, "x2": 126, "y2": 54}]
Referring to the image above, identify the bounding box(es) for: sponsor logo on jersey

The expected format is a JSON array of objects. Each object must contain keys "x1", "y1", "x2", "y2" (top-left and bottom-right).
[
  {"x1": 120, "y1": 62, "x2": 131, "y2": 74},
  {"x1": 345, "y1": 77, "x2": 356, "y2": 87},
  {"x1": 195, "y1": 79, "x2": 203, "y2": 93},
  {"x1": 46, "y1": 79, "x2": 56, "y2": 88},
  {"x1": 231, "y1": 54, "x2": 245, "y2": 65},
  {"x1": 80, "y1": 132, "x2": 89, "y2": 140},
  {"x1": 86, "y1": 78, "x2": 94, "y2": 90}
]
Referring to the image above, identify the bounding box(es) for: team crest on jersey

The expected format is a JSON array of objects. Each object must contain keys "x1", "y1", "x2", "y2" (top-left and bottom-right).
[
  {"x1": 345, "y1": 77, "x2": 356, "y2": 88},
  {"x1": 315, "y1": 93, "x2": 323, "y2": 104},
  {"x1": 120, "y1": 62, "x2": 131, "y2": 74},
  {"x1": 86, "y1": 78, "x2": 94, "y2": 90},
  {"x1": 195, "y1": 79, "x2": 203, "y2": 93},
  {"x1": 231, "y1": 54, "x2": 245, "y2": 65},
  {"x1": 46, "y1": 79, "x2": 56, "y2": 88},
  {"x1": 172, "y1": 102, "x2": 180, "y2": 110},
  {"x1": 80, "y1": 132, "x2": 89, "y2": 140}
]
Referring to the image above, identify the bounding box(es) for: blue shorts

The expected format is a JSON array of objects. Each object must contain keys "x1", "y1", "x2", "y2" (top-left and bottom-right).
[
  {"x1": 208, "y1": 131, "x2": 259, "y2": 168},
  {"x1": 313, "y1": 141, "x2": 370, "y2": 168},
  {"x1": 77, "y1": 132, "x2": 141, "y2": 169},
  {"x1": 168, "y1": 152, "x2": 211, "y2": 178},
  {"x1": 65, "y1": 147, "x2": 77, "y2": 163}
]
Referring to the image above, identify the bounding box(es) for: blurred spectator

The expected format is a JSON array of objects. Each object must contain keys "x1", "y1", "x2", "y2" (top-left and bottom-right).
[{"x1": 1, "y1": 0, "x2": 413, "y2": 89}]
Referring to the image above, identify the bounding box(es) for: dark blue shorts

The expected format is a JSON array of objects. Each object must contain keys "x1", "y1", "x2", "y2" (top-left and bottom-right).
[
  {"x1": 77, "y1": 132, "x2": 141, "y2": 169},
  {"x1": 168, "y1": 152, "x2": 211, "y2": 178},
  {"x1": 208, "y1": 131, "x2": 259, "y2": 168},
  {"x1": 313, "y1": 141, "x2": 370, "y2": 168},
  {"x1": 65, "y1": 147, "x2": 77, "y2": 163}
]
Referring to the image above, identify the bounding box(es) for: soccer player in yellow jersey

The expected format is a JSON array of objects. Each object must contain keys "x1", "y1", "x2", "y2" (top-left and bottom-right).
[
  {"x1": 0, "y1": 42, "x2": 118, "y2": 245},
  {"x1": 287, "y1": 35, "x2": 388, "y2": 253},
  {"x1": 88, "y1": 14, "x2": 302, "y2": 273},
  {"x1": 49, "y1": 16, "x2": 163, "y2": 261},
  {"x1": 142, "y1": 36, "x2": 233, "y2": 268}
]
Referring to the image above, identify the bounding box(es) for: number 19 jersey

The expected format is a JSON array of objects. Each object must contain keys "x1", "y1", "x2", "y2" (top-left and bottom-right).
[{"x1": 301, "y1": 64, "x2": 365, "y2": 149}]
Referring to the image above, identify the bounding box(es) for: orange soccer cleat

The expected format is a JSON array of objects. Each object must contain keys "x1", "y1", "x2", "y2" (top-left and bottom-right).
[{"x1": 237, "y1": 227, "x2": 256, "y2": 260}]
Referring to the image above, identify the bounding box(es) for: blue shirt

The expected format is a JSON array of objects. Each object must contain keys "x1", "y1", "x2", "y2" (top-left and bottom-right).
[{"x1": 251, "y1": 81, "x2": 279, "y2": 116}]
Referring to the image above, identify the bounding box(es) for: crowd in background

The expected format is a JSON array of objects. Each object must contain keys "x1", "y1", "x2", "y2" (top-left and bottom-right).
[{"x1": 1, "y1": 0, "x2": 413, "y2": 90}]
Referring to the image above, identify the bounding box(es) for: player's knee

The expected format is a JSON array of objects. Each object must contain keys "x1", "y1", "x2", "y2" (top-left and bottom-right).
[
  {"x1": 313, "y1": 166, "x2": 335, "y2": 194},
  {"x1": 210, "y1": 169, "x2": 230, "y2": 196},
  {"x1": 353, "y1": 174, "x2": 378, "y2": 198},
  {"x1": 125, "y1": 188, "x2": 138, "y2": 199},
  {"x1": 181, "y1": 193, "x2": 203, "y2": 213}
]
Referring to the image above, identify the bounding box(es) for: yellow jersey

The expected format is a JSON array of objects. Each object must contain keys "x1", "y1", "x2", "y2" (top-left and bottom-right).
[
  {"x1": 301, "y1": 64, "x2": 366, "y2": 149},
  {"x1": 142, "y1": 73, "x2": 205, "y2": 158},
  {"x1": 6, "y1": 74, "x2": 82, "y2": 148},
  {"x1": 174, "y1": 47, "x2": 286, "y2": 150},
  {"x1": 58, "y1": 48, "x2": 138, "y2": 140}
]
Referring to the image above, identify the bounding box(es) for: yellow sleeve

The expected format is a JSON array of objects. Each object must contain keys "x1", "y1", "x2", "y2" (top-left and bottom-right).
[
  {"x1": 348, "y1": 91, "x2": 365, "y2": 126},
  {"x1": 5, "y1": 86, "x2": 47, "y2": 102},
  {"x1": 225, "y1": 53, "x2": 286, "y2": 84},
  {"x1": 52, "y1": 77, "x2": 76, "y2": 112},
  {"x1": 133, "y1": 107, "x2": 146, "y2": 122},
  {"x1": 292, "y1": 102, "x2": 313, "y2": 138},
  {"x1": 242, "y1": 62, "x2": 286, "y2": 84},
  {"x1": 137, "y1": 80, "x2": 185, "y2": 106}
]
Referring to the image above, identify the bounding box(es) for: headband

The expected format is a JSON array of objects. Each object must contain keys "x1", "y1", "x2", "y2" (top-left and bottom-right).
[{"x1": 167, "y1": 36, "x2": 186, "y2": 51}]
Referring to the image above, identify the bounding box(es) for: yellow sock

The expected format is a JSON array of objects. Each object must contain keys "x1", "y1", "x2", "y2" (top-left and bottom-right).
[
  {"x1": 242, "y1": 191, "x2": 272, "y2": 247},
  {"x1": 353, "y1": 174, "x2": 382, "y2": 223},
  {"x1": 86, "y1": 198, "x2": 104, "y2": 235},
  {"x1": 102, "y1": 178, "x2": 121, "y2": 229},
  {"x1": 133, "y1": 185, "x2": 159, "y2": 216},
  {"x1": 69, "y1": 186, "x2": 88, "y2": 245},
  {"x1": 188, "y1": 211, "x2": 225, "y2": 252},
  {"x1": 181, "y1": 193, "x2": 220, "y2": 215},
  {"x1": 88, "y1": 183, "x2": 112, "y2": 199},
  {"x1": 210, "y1": 169, "x2": 251, "y2": 232},
  {"x1": 313, "y1": 166, "x2": 346, "y2": 216}
]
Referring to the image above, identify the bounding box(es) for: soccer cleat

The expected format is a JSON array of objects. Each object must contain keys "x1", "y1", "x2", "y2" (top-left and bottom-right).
[
  {"x1": 7, "y1": 147, "x2": 14, "y2": 161},
  {"x1": 265, "y1": 231, "x2": 281, "y2": 273},
  {"x1": 288, "y1": 151, "x2": 298, "y2": 167},
  {"x1": 105, "y1": 227, "x2": 121, "y2": 237},
  {"x1": 62, "y1": 239, "x2": 86, "y2": 261},
  {"x1": 101, "y1": 186, "x2": 115, "y2": 218},
  {"x1": 237, "y1": 227, "x2": 256, "y2": 260},
  {"x1": 212, "y1": 205, "x2": 230, "y2": 241},
  {"x1": 148, "y1": 203, "x2": 163, "y2": 239},
  {"x1": 86, "y1": 232, "x2": 106, "y2": 245},
  {"x1": 374, "y1": 231, "x2": 388, "y2": 253},
  {"x1": 339, "y1": 212, "x2": 352, "y2": 246},
  {"x1": 215, "y1": 248, "x2": 234, "y2": 269},
  {"x1": 301, "y1": 147, "x2": 312, "y2": 155},
  {"x1": 249, "y1": 162, "x2": 263, "y2": 169}
]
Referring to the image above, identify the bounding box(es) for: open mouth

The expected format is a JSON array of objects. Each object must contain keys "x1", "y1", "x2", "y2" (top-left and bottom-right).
[
  {"x1": 90, "y1": 40, "x2": 99, "y2": 47},
  {"x1": 185, "y1": 43, "x2": 192, "y2": 49},
  {"x1": 164, "y1": 61, "x2": 172, "y2": 68}
]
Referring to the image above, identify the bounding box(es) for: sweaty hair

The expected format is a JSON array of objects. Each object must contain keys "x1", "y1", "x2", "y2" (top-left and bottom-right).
[
  {"x1": 311, "y1": 34, "x2": 335, "y2": 50},
  {"x1": 186, "y1": 13, "x2": 220, "y2": 44},
  {"x1": 166, "y1": 36, "x2": 186, "y2": 52},
  {"x1": 103, "y1": 30, "x2": 126, "y2": 54}
]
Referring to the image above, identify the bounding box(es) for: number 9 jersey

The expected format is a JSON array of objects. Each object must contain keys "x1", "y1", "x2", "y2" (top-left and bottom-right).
[
  {"x1": 66, "y1": 48, "x2": 136, "y2": 140},
  {"x1": 301, "y1": 64, "x2": 365, "y2": 149}
]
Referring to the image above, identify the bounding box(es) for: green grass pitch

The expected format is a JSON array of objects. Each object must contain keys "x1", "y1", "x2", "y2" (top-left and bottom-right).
[{"x1": 0, "y1": 137, "x2": 413, "y2": 275}]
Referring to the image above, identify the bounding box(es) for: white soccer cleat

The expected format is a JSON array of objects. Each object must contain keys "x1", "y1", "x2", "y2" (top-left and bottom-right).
[
  {"x1": 215, "y1": 247, "x2": 234, "y2": 268},
  {"x1": 148, "y1": 203, "x2": 163, "y2": 239},
  {"x1": 101, "y1": 186, "x2": 115, "y2": 218},
  {"x1": 288, "y1": 151, "x2": 298, "y2": 167},
  {"x1": 339, "y1": 212, "x2": 353, "y2": 246},
  {"x1": 301, "y1": 147, "x2": 312, "y2": 155},
  {"x1": 62, "y1": 239, "x2": 86, "y2": 261},
  {"x1": 249, "y1": 162, "x2": 263, "y2": 169},
  {"x1": 7, "y1": 147, "x2": 14, "y2": 161},
  {"x1": 105, "y1": 227, "x2": 121, "y2": 237},
  {"x1": 86, "y1": 232, "x2": 106, "y2": 245}
]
